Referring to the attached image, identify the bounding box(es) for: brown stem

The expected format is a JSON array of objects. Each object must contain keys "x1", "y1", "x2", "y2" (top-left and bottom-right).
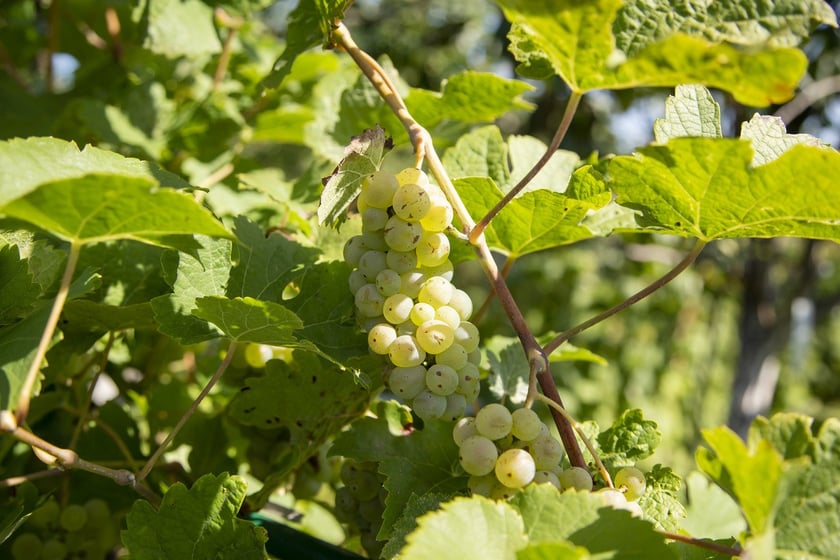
[
  {"x1": 473, "y1": 256, "x2": 516, "y2": 323},
  {"x1": 0, "y1": 469, "x2": 65, "y2": 488},
  {"x1": 660, "y1": 530, "x2": 742, "y2": 557},
  {"x1": 543, "y1": 240, "x2": 707, "y2": 356},
  {"x1": 470, "y1": 92, "x2": 582, "y2": 245},
  {"x1": 137, "y1": 340, "x2": 237, "y2": 481},
  {"x1": 104, "y1": 7, "x2": 123, "y2": 63}
]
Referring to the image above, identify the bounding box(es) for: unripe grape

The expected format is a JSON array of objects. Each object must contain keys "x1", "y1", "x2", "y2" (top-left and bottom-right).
[
  {"x1": 41, "y1": 538, "x2": 67, "y2": 559},
  {"x1": 458, "y1": 435, "x2": 498, "y2": 476},
  {"x1": 362, "y1": 207, "x2": 389, "y2": 231},
  {"x1": 358, "y1": 250, "x2": 387, "y2": 282},
  {"x1": 467, "y1": 474, "x2": 497, "y2": 497},
  {"x1": 59, "y1": 504, "x2": 88, "y2": 532},
  {"x1": 452, "y1": 417, "x2": 479, "y2": 446},
  {"x1": 412, "y1": 390, "x2": 447, "y2": 420},
  {"x1": 392, "y1": 183, "x2": 431, "y2": 222},
  {"x1": 11, "y1": 533, "x2": 42, "y2": 559},
  {"x1": 436, "y1": 343, "x2": 468, "y2": 369},
  {"x1": 453, "y1": 321, "x2": 480, "y2": 352},
  {"x1": 355, "y1": 284, "x2": 385, "y2": 318},
  {"x1": 384, "y1": 216, "x2": 422, "y2": 252},
  {"x1": 475, "y1": 403, "x2": 513, "y2": 441},
  {"x1": 424, "y1": 364, "x2": 459, "y2": 396},
  {"x1": 368, "y1": 323, "x2": 397, "y2": 355},
  {"x1": 400, "y1": 270, "x2": 428, "y2": 298},
  {"x1": 343, "y1": 235, "x2": 368, "y2": 267},
  {"x1": 559, "y1": 466, "x2": 593, "y2": 492},
  {"x1": 614, "y1": 466, "x2": 646, "y2": 501},
  {"x1": 345, "y1": 470, "x2": 381, "y2": 502},
  {"x1": 511, "y1": 408, "x2": 543, "y2": 442},
  {"x1": 495, "y1": 448, "x2": 536, "y2": 489},
  {"x1": 83, "y1": 498, "x2": 111, "y2": 526},
  {"x1": 490, "y1": 484, "x2": 519, "y2": 501},
  {"x1": 448, "y1": 289, "x2": 474, "y2": 321},
  {"x1": 417, "y1": 277, "x2": 453, "y2": 308},
  {"x1": 533, "y1": 470, "x2": 561, "y2": 489},
  {"x1": 348, "y1": 269, "x2": 367, "y2": 294},
  {"x1": 387, "y1": 366, "x2": 426, "y2": 399},
  {"x1": 334, "y1": 486, "x2": 359, "y2": 523},
  {"x1": 416, "y1": 231, "x2": 450, "y2": 267},
  {"x1": 410, "y1": 302, "x2": 436, "y2": 325},
  {"x1": 362, "y1": 171, "x2": 399, "y2": 208},
  {"x1": 28, "y1": 500, "x2": 59, "y2": 529},
  {"x1": 424, "y1": 259, "x2": 454, "y2": 281},
  {"x1": 456, "y1": 364, "x2": 480, "y2": 398},
  {"x1": 467, "y1": 348, "x2": 481, "y2": 366},
  {"x1": 442, "y1": 393, "x2": 467, "y2": 421},
  {"x1": 386, "y1": 250, "x2": 417, "y2": 273},
  {"x1": 358, "y1": 497, "x2": 384, "y2": 524},
  {"x1": 375, "y1": 268, "x2": 402, "y2": 296},
  {"x1": 361, "y1": 231, "x2": 388, "y2": 251},
  {"x1": 416, "y1": 320, "x2": 455, "y2": 354},
  {"x1": 383, "y1": 293, "x2": 413, "y2": 324},
  {"x1": 530, "y1": 434, "x2": 565, "y2": 469},
  {"x1": 388, "y1": 335, "x2": 426, "y2": 367}
]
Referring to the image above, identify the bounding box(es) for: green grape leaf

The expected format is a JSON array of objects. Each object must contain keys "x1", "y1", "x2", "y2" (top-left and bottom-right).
[
  {"x1": 282, "y1": 261, "x2": 368, "y2": 363},
  {"x1": 400, "y1": 496, "x2": 527, "y2": 560},
  {"x1": 637, "y1": 465, "x2": 686, "y2": 532},
  {"x1": 654, "y1": 85, "x2": 722, "y2": 143},
  {"x1": 263, "y1": 0, "x2": 352, "y2": 88},
  {"x1": 318, "y1": 125, "x2": 393, "y2": 227},
  {"x1": 608, "y1": 139, "x2": 840, "y2": 241},
  {"x1": 330, "y1": 401, "x2": 464, "y2": 539},
  {"x1": 455, "y1": 177, "x2": 610, "y2": 257},
  {"x1": 443, "y1": 126, "x2": 511, "y2": 188},
  {"x1": 614, "y1": 0, "x2": 838, "y2": 57},
  {"x1": 192, "y1": 296, "x2": 302, "y2": 345},
  {"x1": 408, "y1": 71, "x2": 534, "y2": 128},
  {"x1": 546, "y1": 344, "x2": 608, "y2": 366},
  {"x1": 0, "y1": 245, "x2": 41, "y2": 326},
  {"x1": 597, "y1": 409, "x2": 662, "y2": 468},
  {"x1": 740, "y1": 114, "x2": 828, "y2": 165},
  {"x1": 748, "y1": 412, "x2": 818, "y2": 462},
  {"x1": 516, "y1": 541, "x2": 590, "y2": 560},
  {"x1": 228, "y1": 217, "x2": 320, "y2": 302},
  {"x1": 0, "y1": 175, "x2": 232, "y2": 254},
  {"x1": 0, "y1": 482, "x2": 40, "y2": 545},
  {"x1": 141, "y1": 0, "x2": 221, "y2": 58},
  {"x1": 122, "y1": 473, "x2": 267, "y2": 559},
  {"x1": 151, "y1": 236, "x2": 232, "y2": 345},
  {"x1": 381, "y1": 493, "x2": 447, "y2": 560},
  {"x1": 507, "y1": 135, "x2": 580, "y2": 195},
  {"x1": 681, "y1": 471, "x2": 747, "y2": 540},
  {"x1": 497, "y1": 0, "x2": 812, "y2": 105},
  {"x1": 815, "y1": 418, "x2": 840, "y2": 464},
  {"x1": 486, "y1": 336, "x2": 530, "y2": 405},
  {"x1": 62, "y1": 301, "x2": 158, "y2": 331},
  {"x1": 510, "y1": 486, "x2": 675, "y2": 559},
  {"x1": 696, "y1": 425, "x2": 783, "y2": 534},
  {"x1": 0, "y1": 137, "x2": 188, "y2": 207}
]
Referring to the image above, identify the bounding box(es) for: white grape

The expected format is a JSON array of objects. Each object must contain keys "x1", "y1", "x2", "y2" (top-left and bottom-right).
[
  {"x1": 362, "y1": 207, "x2": 389, "y2": 231},
  {"x1": 368, "y1": 323, "x2": 397, "y2": 355},
  {"x1": 388, "y1": 335, "x2": 426, "y2": 367},
  {"x1": 415, "y1": 320, "x2": 455, "y2": 354},
  {"x1": 362, "y1": 171, "x2": 399, "y2": 208},
  {"x1": 475, "y1": 403, "x2": 513, "y2": 440},
  {"x1": 420, "y1": 201, "x2": 454, "y2": 232},
  {"x1": 511, "y1": 408, "x2": 543, "y2": 442},
  {"x1": 343, "y1": 235, "x2": 368, "y2": 267},
  {"x1": 530, "y1": 434, "x2": 565, "y2": 469},
  {"x1": 361, "y1": 231, "x2": 388, "y2": 251},
  {"x1": 467, "y1": 348, "x2": 481, "y2": 366},
  {"x1": 358, "y1": 250, "x2": 387, "y2": 282},
  {"x1": 348, "y1": 269, "x2": 367, "y2": 294},
  {"x1": 424, "y1": 259, "x2": 454, "y2": 281},
  {"x1": 392, "y1": 182, "x2": 431, "y2": 222},
  {"x1": 558, "y1": 466, "x2": 593, "y2": 492},
  {"x1": 417, "y1": 276, "x2": 453, "y2": 308},
  {"x1": 452, "y1": 417, "x2": 479, "y2": 446},
  {"x1": 453, "y1": 321, "x2": 480, "y2": 352},
  {"x1": 355, "y1": 284, "x2": 385, "y2": 318},
  {"x1": 388, "y1": 366, "x2": 426, "y2": 399},
  {"x1": 436, "y1": 343, "x2": 468, "y2": 370},
  {"x1": 424, "y1": 364, "x2": 459, "y2": 396},
  {"x1": 533, "y1": 470, "x2": 561, "y2": 489},
  {"x1": 375, "y1": 269, "x2": 402, "y2": 296},
  {"x1": 400, "y1": 270, "x2": 428, "y2": 298},
  {"x1": 416, "y1": 231, "x2": 450, "y2": 267},
  {"x1": 385, "y1": 250, "x2": 417, "y2": 273},
  {"x1": 456, "y1": 363, "x2": 480, "y2": 399},
  {"x1": 458, "y1": 435, "x2": 498, "y2": 476},
  {"x1": 614, "y1": 466, "x2": 646, "y2": 501},
  {"x1": 383, "y1": 293, "x2": 413, "y2": 324},
  {"x1": 412, "y1": 390, "x2": 446, "y2": 420},
  {"x1": 448, "y1": 289, "x2": 473, "y2": 321},
  {"x1": 467, "y1": 474, "x2": 497, "y2": 497},
  {"x1": 395, "y1": 167, "x2": 429, "y2": 187},
  {"x1": 410, "y1": 302, "x2": 436, "y2": 325},
  {"x1": 383, "y1": 216, "x2": 422, "y2": 252},
  {"x1": 495, "y1": 448, "x2": 536, "y2": 489},
  {"x1": 442, "y1": 393, "x2": 467, "y2": 421},
  {"x1": 434, "y1": 306, "x2": 461, "y2": 329}
]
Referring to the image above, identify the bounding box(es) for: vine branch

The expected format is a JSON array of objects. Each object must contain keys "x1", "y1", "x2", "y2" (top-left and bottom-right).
[
  {"x1": 543, "y1": 239, "x2": 707, "y2": 356},
  {"x1": 331, "y1": 21, "x2": 587, "y2": 470},
  {"x1": 659, "y1": 530, "x2": 742, "y2": 557}
]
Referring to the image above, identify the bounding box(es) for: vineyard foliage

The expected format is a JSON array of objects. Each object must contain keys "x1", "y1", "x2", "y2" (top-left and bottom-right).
[{"x1": 1, "y1": 0, "x2": 840, "y2": 559}]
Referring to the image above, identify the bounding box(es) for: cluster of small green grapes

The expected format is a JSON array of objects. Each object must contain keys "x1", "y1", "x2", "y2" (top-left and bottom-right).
[
  {"x1": 345, "y1": 169, "x2": 481, "y2": 421},
  {"x1": 8, "y1": 498, "x2": 119, "y2": 560},
  {"x1": 453, "y1": 404, "x2": 569, "y2": 499},
  {"x1": 333, "y1": 460, "x2": 386, "y2": 559}
]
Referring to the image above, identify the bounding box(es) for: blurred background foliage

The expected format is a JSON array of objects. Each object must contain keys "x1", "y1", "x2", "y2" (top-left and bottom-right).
[{"x1": 1, "y1": 0, "x2": 839, "y2": 481}]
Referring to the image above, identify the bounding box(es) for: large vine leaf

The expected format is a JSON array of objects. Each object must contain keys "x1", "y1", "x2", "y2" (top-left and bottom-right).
[
  {"x1": 122, "y1": 473, "x2": 267, "y2": 559},
  {"x1": 192, "y1": 296, "x2": 303, "y2": 345},
  {"x1": 495, "y1": 0, "x2": 823, "y2": 105},
  {"x1": 740, "y1": 113, "x2": 828, "y2": 166},
  {"x1": 141, "y1": 0, "x2": 222, "y2": 58},
  {"x1": 607, "y1": 139, "x2": 840, "y2": 241}
]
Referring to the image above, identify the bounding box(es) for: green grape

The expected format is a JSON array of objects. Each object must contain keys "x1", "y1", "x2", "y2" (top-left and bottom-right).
[
  {"x1": 361, "y1": 231, "x2": 388, "y2": 252},
  {"x1": 392, "y1": 182, "x2": 431, "y2": 222},
  {"x1": 358, "y1": 250, "x2": 387, "y2": 282},
  {"x1": 359, "y1": 529, "x2": 385, "y2": 560},
  {"x1": 495, "y1": 448, "x2": 536, "y2": 489},
  {"x1": 458, "y1": 435, "x2": 498, "y2": 476},
  {"x1": 348, "y1": 269, "x2": 367, "y2": 294},
  {"x1": 368, "y1": 323, "x2": 397, "y2": 355},
  {"x1": 343, "y1": 235, "x2": 368, "y2": 267},
  {"x1": 467, "y1": 474, "x2": 497, "y2": 497},
  {"x1": 345, "y1": 470, "x2": 381, "y2": 502},
  {"x1": 456, "y1": 364, "x2": 480, "y2": 400},
  {"x1": 399, "y1": 270, "x2": 428, "y2": 298},
  {"x1": 383, "y1": 293, "x2": 413, "y2": 325},
  {"x1": 442, "y1": 393, "x2": 467, "y2": 421},
  {"x1": 358, "y1": 497, "x2": 384, "y2": 524},
  {"x1": 415, "y1": 231, "x2": 450, "y2": 267},
  {"x1": 558, "y1": 466, "x2": 593, "y2": 492},
  {"x1": 59, "y1": 504, "x2": 88, "y2": 532},
  {"x1": 41, "y1": 538, "x2": 67, "y2": 559},
  {"x1": 361, "y1": 207, "x2": 389, "y2": 232},
  {"x1": 334, "y1": 486, "x2": 358, "y2": 523},
  {"x1": 448, "y1": 289, "x2": 473, "y2": 321},
  {"x1": 614, "y1": 466, "x2": 646, "y2": 501},
  {"x1": 424, "y1": 364, "x2": 459, "y2": 396},
  {"x1": 362, "y1": 171, "x2": 399, "y2": 208},
  {"x1": 511, "y1": 408, "x2": 543, "y2": 442},
  {"x1": 28, "y1": 500, "x2": 60, "y2": 529},
  {"x1": 420, "y1": 200, "x2": 454, "y2": 232},
  {"x1": 395, "y1": 320, "x2": 417, "y2": 336},
  {"x1": 530, "y1": 434, "x2": 565, "y2": 469},
  {"x1": 360, "y1": 315, "x2": 386, "y2": 332},
  {"x1": 410, "y1": 302, "x2": 436, "y2": 325},
  {"x1": 417, "y1": 276, "x2": 453, "y2": 308},
  {"x1": 453, "y1": 321, "x2": 480, "y2": 352},
  {"x1": 533, "y1": 470, "x2": 561, "y2": 489},
  {"x1": 83, "y1": 498, "x2": 110, "y2": 526},
  {"x1": 244, "y1": 343, "x2": 273, "y2": 368},
  {"x1": 467, "y1": 348, "x2": 481, "y2": 366},
  {"x1": 475, "y1": 403, "x2": 513, "y2": 441},
  {"x1": 424, "y1": 259, "x2": 454, "y2": 281},
  {"x1": 355, "y1": 284, "x2": 385, "y2": 318},
  {"x1": 387, "y1": 366, "x2": 427, "y2": 399},
  {"x1": 374, "y1": 268, "x2": 402, "y2": 297},
  {"x1": 415, "y1": 320, "x2": 454, "y2": 354},
  {"x1": 452, "y1": 416, "x2": 478, "y2": 446},
  {"x1": 385, "y1": 250, "x2": 417, "y2": 274},
  {"x1": 395, "y1": 167, "x2": 429, "y2": 187},
  {"x1": 434, "y1": 305, "x2": 461, "y2": 329},
  {"x1": 435, "y1": 343, "x2": 467, "y2": 369},
  {"x1": 388, "y1": 335, "x2": 426, "y2": 367},
  {"x1": 412, "y1": 390, "x2": 447, "y2": 420},
  {"x1": 489, "y1": 484, "x2": 519, "y2": 501},
  {"x1": 11, "y1": 533, "x2": 42, "y2": 559},
  {"x1": 383, "y1": 216, "x2": 422, "y2": 252},
  {"x1": 597, "y1": 488, "x2": 630, "y2": 509}
]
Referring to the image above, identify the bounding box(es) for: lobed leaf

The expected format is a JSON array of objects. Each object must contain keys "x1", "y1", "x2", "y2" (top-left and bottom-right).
[
  {"x1": 654, "y1": 84, "x2": 722, "y2": 142},
  {"x1": 740, "y1": 114, "x2": 827, "y2": 165},
  {"x1": 597, "y1": 409, "x2": 662, "y2": 467},
  {"x1": 192, "y1": 296, "x2": 302, "y2": 345}
]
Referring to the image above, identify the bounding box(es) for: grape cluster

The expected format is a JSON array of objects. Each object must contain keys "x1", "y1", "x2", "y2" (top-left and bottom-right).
[
  {"x1": 333, "y1": 460, "x2": 386, "y2": 559},
  {"x1": 454, "y1": 404, "x2": 568, "y2": 499},
  {"x1": 345, "y1": 169, "x2": 481, "y2": 421},
  {"x1": 8, "y1": 498, "x2": 120, "y2": 559}
]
